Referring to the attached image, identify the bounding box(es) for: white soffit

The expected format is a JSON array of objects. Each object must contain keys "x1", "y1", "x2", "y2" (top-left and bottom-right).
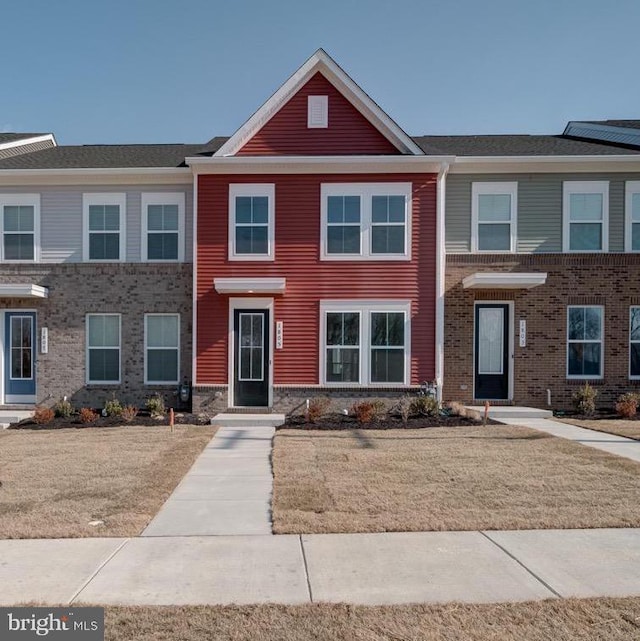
[
  {"x1": 214, "y1": 278, "x2": 286, "y2": 294},
  {"x1": 462, "y1": 272, "x2": 547, "y2": 290},
  {"x1": 0, "y1": 284, "x2": 49, "y2": 298}
]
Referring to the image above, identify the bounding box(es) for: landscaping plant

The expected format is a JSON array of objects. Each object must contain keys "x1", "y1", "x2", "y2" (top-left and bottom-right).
[
  {"x1": 615, "y1": 392, "x2": 638, "y2": 418},
  {"x1": 146, "y1": 393, "x2": 166, "y2": 418},
  {"x1": 306, "y1": 396, "x2": 330, "y2": 423},
  {"x1": 104, "y1": 394, "x2": 123, "y2": 417},
  {"x1": 79, "y1": 407, "x2": 99, "y2": 424},
  {"x1": 53, "y1": 398, "x2": 74, "y2": 418},
  {"x1": 351, "y1": 400, "x2": 386, "y2": 424},
  {"x1": 410, "y1": 395, "x2": 439, "y2": 417},
  {"x1": 33, "y1": 406, "x2": 55, "y2": 425},
  {"x1": 395, "y1": 395, "x2": 413, "y2": 425},
  {"x1": 121, "y1": 405, "x2": 139, "y2": 423},
  {"x1": 572, "y1": 382, "x2": 597, "y2": 416}
]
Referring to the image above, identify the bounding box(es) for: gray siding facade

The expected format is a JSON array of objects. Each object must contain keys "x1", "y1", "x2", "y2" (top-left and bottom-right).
[{"x1": 445, "y1": 173, "x2": 640, "y2": 254}]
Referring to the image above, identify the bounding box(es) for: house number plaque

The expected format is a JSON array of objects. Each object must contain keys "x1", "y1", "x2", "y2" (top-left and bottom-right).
[
  {"x1": 276, "y1": 321, "x2": 283, "y2": 349},
  {"x1": 519, "y1": 320, "x2": 526, "y2": 347}
]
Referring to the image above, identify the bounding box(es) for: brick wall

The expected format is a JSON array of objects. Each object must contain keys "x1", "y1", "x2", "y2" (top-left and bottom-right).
[{"x1": 445, "y1": 254, "x2": 640, "y2": 410}]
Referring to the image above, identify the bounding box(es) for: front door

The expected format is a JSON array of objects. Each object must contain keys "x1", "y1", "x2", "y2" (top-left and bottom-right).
[
  {"x1": 233, "y1": 309, "x2": 269, "y2": 407},
  {"x1": 474, "y1": 304, "x2": 509, "y2": 400},
  {"x1": 5, "y1": 312, "x2": 36, "y2": 403}
]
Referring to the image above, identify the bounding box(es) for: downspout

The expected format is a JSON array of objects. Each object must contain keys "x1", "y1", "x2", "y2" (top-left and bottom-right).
[{"x1": 435, "y1": 161, "x2": 450, "y2": 402}]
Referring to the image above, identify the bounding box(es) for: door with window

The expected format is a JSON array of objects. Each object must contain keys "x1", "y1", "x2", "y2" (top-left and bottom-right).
[
  {"x1": 5, "y1": 312, "x2": 36, "y2": 403},
  {"x1": 233, "y1": 309, "x2": 269, "y2": 407},
  {"x1": 474, "y1": 304, "x2": 509, "y2": 400}
]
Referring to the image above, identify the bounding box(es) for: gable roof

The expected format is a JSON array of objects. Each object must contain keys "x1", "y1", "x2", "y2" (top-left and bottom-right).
[
  {"x1": 563, "y1": 120, "x2": 640, "y2": 149},
  {"x1": 0, "y1": 133, "x2": 50, "y2": 144},
  {"x1": 214, "y1": 49, "x2": 423, "y2": 157}
]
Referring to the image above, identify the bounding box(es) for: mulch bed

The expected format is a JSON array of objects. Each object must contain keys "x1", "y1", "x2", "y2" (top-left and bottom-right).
[
  {"x1": 555, "y1": 410, "x2": 640, "y2": 421},
  {"x1": 9, "y1": 412, "x2": 209, "y2": 430}
]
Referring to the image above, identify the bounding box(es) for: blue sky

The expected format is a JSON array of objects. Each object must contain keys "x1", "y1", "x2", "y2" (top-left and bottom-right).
[{"x1": 3, "y1": 0, "x2": 639, "y2": 145}]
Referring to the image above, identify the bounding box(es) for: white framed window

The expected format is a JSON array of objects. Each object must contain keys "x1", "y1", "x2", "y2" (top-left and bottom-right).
[
  {"x1": 0, "y1": 194, "x2": 40, "y2": 262},
  {"x1": 320, "y1": 300, "x2": 411, "y2": 385},
  {"x1": 563, "y1": 182, "x2": 609, "y2": 253},
  {"x1": 630, "y1": 307, "x2": 640, "y2": 379},
  {"x1": 321, "y1": 183, "x2": 411, "y2": 260},
  {"x1": 567, "y1": 306, "x2": 603, "y2": 379},
  {"x1": 308, "y1": 95, "x2": 328, "y2": 128},
  {"x1": 83, "y1": 193, "x2": 126, "y2": 262},
  {"x1": 471, "y1": 182, "x2": 517, "y2": 253},
  {"x1": 624, "y1": 181, "x2": 640, "y2": 252},
  {"x1": 141, "y1": 193, "x2": 185, "y2": 262},
  {"x1": 145, "y1": 314, "x2": 180, "y2": 385},
  {"x1": 86, "y1": 314, "x2": 121, "y2": 384},
  {"x1": 228, "y1": 184, "x2": 275, "y2": 261}
]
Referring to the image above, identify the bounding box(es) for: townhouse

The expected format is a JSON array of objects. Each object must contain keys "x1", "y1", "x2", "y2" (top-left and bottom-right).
[{"x1": 0, "y1": 51, "x2": 639, "y2": 413}]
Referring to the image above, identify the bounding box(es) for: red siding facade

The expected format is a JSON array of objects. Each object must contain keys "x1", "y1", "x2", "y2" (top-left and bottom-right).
[
  {"x1": 237, "y1": 73, "x2": 400, "y2": 156},
  {"x1": 196, "y1": 173, "x2": 437, "y2": 389}
]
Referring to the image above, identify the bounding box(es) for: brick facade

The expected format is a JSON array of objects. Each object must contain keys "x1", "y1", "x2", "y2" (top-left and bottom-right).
[{"x1": 444, "y1": 254, "x2": 640, "y2": 410}]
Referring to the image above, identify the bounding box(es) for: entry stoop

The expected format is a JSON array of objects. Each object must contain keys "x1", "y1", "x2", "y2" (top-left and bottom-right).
[
  {"x1": 465, "y1": 405, "x2": 553, "y2": 420},
  {"x1": 211, "y1": 413, "x2": 286, "y2": 428}
]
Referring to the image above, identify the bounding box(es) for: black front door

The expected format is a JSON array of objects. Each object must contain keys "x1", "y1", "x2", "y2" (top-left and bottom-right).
[
  {"x1": 234, "y1": 309, "x2": 269, "y2": 407},
  {"x1": 474, "y1": 304, "x2": 509, "y2": 400}
]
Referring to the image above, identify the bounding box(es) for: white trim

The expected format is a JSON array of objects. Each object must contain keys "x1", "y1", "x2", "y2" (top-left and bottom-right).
[
  {"x1": 308, "y1": 95, "x2": 328, "y2": 128},
  {"x1": 141, "y1": 192, "x2": 186, "y2": 262},
  {"x1": 451, "y1": 156, "x2": 640, "y2": 174},
  {"x1": 8, "y1": 314, "x2": 34, "y2": 381},
  {"x1": 0, "y1": 308, "x2": 38, "y2": 405},
  {"x1": 434, "y1": 162, "x2": 449, "y2": 401},
  {"x1": 228, "y1": 298, "x2": 274, "y2": 408},
  {"x1": 0, "y1": 284, "x2": 48, "y2": 298},
  {"x1": 624, "y1": 181, "x2": 640, "y2": 253},
  {"x1": 214, "y1": 49, "x2": 423, "y2": 157},
  {"x1": 237, "y1": 312, "x2": 265, "y2": 382},
  {"x1": 192, "y1": 177, "x2": 198, "y2": 386},
  {"x1": 0, "y1": 194, "x2": 41, "y2": 263},
  {"x1": 0, "y1": 134, "x2": 56, "y2": 151},
  {"x1": 562, "y1": 181, "x2": 609, "y2": 253},
  {"x1": 462, "y1": 272, "x2": 547, "y2": 290},
  {"x1": 471, "y1": 182, "x2": 518, "y2": 253},
  {"x1": 82, "y1": 193, "x2": 127, "y2": 262},
  {"x1": 566, "y1": 305, "x2": 604, "y2": 380},
  {"x1": 86, "y1": 313, "x2": 122, "y2": 385},
  {"x1": 144, "y1": 313, "x2": 180, "y2": 385},
  {"x1": 228, "y1": 184, "x2": 275, "y2": 261},
  {"x1": 319, "y1": 300, "x2": 411, "y2": 387},
  {"x1": 214, "y1": 277, "x2": 286, "y2": 294},
  {"x1": 320, "y1": 182, "x2": 411, "y2": 261}
]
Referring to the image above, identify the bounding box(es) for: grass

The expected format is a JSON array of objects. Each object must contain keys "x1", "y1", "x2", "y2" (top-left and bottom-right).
[
  {"x1": 0, "y1": 424, "x2": 215, "y2": 539},
  {"x1": 103, "y1": 598, "x2": 640, "y2": 641},
  {"x1": 272, "y1": 425, "x2": 640, "y2": 534},
  {"x1": 560, "y1": 418, "x2": 640, "y2": 441}
]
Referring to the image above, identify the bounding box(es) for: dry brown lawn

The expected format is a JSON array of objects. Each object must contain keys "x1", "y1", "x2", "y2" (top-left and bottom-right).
[
  {"x1": 272, "y1": 425, "x2": 640, "y2": 534},
  {"x1": 103, "y1": 598, "x2": 640, "y2": 641},
  {"x1": 560, "y1": 418, "x2": 640, "y2": 441},
  {"x1": 0, "y1": 425, "x2": 215, "y2": 539}
]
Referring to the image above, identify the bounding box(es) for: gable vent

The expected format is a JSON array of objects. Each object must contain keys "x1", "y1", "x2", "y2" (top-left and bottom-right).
[{"x1": 308, "y1": 95, "x2": 328, "y2": 128}]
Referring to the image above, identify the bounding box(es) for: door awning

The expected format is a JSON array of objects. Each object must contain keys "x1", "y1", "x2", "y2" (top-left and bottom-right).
[
  {"x1": 214, "y1": 277, "x2": 286, "y2": 294},
  {"x1": 462, "y1": 272, "x2": 547, "y2": 290},
  {"x1": 0, "y1": 284, "x2": 48, "y2": 298}
]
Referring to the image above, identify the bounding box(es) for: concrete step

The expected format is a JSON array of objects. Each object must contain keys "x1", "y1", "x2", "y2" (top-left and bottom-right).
[
  {"x1": 465, "y1": 405, "x2": 553, "y2": 420},
  {"x1": 0, "y1": 409, "x2": 34, "y2": 428},
  {"x1": 211, "y1": 413, "x2": 286, "y2": 428}
]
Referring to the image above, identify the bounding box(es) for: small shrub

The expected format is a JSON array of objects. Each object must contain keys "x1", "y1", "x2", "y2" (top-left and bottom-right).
[
  {"x1": 572, "y1": 382, "x2": 597, "y2": 416},
  {"x1": 34, "y1": 406, "x2": 55, "y2": 425},
  {"x1": 104, "y1": 395, "x2": 123, "y2": 417},
  {"x1": 351, "y1": 400, "x2": 386, "y2": 424},
  {"x1": 395, "y1": 395, "x2": 413, "y2": 425},
  {"x1": 121, "y1": 405, "x2": 139, "y2": 423},
  {"x1": 615, "y1": 392, "x2": 638, "y2": 418},
  {"x1": 53, "y1": 398, "x2": 74, "y2": 419},
  {"x1": 306, "y1": 396, "x2": 330, "y2": 423},
  {"x1": 79, "y1": 407, "x2": 98, "y2": 424},
  {"x1": 146, "y1": 393, "x2": 166, "y2": 418},
  {"x1": 410, "y1": 395, "x2": 440, "y2": 417}
]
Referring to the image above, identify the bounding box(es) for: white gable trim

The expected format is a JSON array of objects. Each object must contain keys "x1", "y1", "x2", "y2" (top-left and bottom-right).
[
  {"x1": 0, "y1": 134, "x2": 57, "y2": 151},
  {"x1": 214, "y1": 49, "x2": 423, "y2": 157}
]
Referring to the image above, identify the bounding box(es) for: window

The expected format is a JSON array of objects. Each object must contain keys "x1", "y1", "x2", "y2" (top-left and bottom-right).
[
  {"x1": 142, "y1": 193, "x2": 185, "y2": 262},
  {"x1": 86, "y1": 314, "x2": 121, "y2": 384},
  {"x1": 145, "y1": 314, "x2": 180, "y2": 384},
  {"x1": 630, "y1": 307, "x2": 640, "y2": 378},
  {"x1": 567, "y1": 306, "x2": 603, "y2": 379},
  {"x1": 563, "y1": 182, "x2": 609, "y2": 252},
  {"x1": 321, "y1": 301, "x2": 410, "y2": 385},
  {"x1": 0, "y1": 195, "x2": 39, "y2": 262},
  {"x1": 308, "y1": 95, "x2": 328, "y2": 128},
  {"x1": 10, "y1": 316, "x2": 33, "y2": 379},
  {"x1": 625, "y1": 181, "x2": 640, "y2": 252},
  {"x1": 83, "y1": 193, "x2": 126, "y2": 262},
  {"x1": 471, "y1": 182, "x2": 517, "y2": 252},
  {"x1": 321, "y1": 183, "x2": 411, "y2": 260},
  {"x1": 228, "y1": 184, "x2": 275, "y2": 260}
]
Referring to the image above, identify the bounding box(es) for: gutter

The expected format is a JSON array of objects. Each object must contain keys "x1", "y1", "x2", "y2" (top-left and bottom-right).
[{"x1": 435, "y1": 161, "x2": 450, "y2": 401}]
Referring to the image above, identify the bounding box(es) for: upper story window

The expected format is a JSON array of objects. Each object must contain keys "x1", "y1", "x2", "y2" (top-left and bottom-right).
[
  {"x1": 471, "y1": 182, "x2": 517, "y2": 253},
  {"x1": 83, "y1": 193, "x2": 126, "y2": 262},
  {"x1": 141, "y1": 193, "x2": 185, "y2": 262},
  {"x1": 228, "y1": 184, "x2": 275, "y2": 261},
  {"x1": 567, "y1": 305, "x2": 603, "y2": 379},
  {"x1": 0, "y1": 195, "x2": 39, "y2": 262},
  {"x1": 308, "y1": 95, "x2": 328, "y2": 128},
  {"x1": 321, "y1": 183, "x2": 411, "y2": 261},
  {"x1": 625, "y1": 181, "x2": 640, "y2": 252},
  {"x1": 562, "y1": 182, "x2": 609, "y2": 253}
]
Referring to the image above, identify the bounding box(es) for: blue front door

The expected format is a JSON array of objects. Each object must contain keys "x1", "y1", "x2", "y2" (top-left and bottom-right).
[{"x1": 5, "y1": 312, "x2": 36, "y2": 402}]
